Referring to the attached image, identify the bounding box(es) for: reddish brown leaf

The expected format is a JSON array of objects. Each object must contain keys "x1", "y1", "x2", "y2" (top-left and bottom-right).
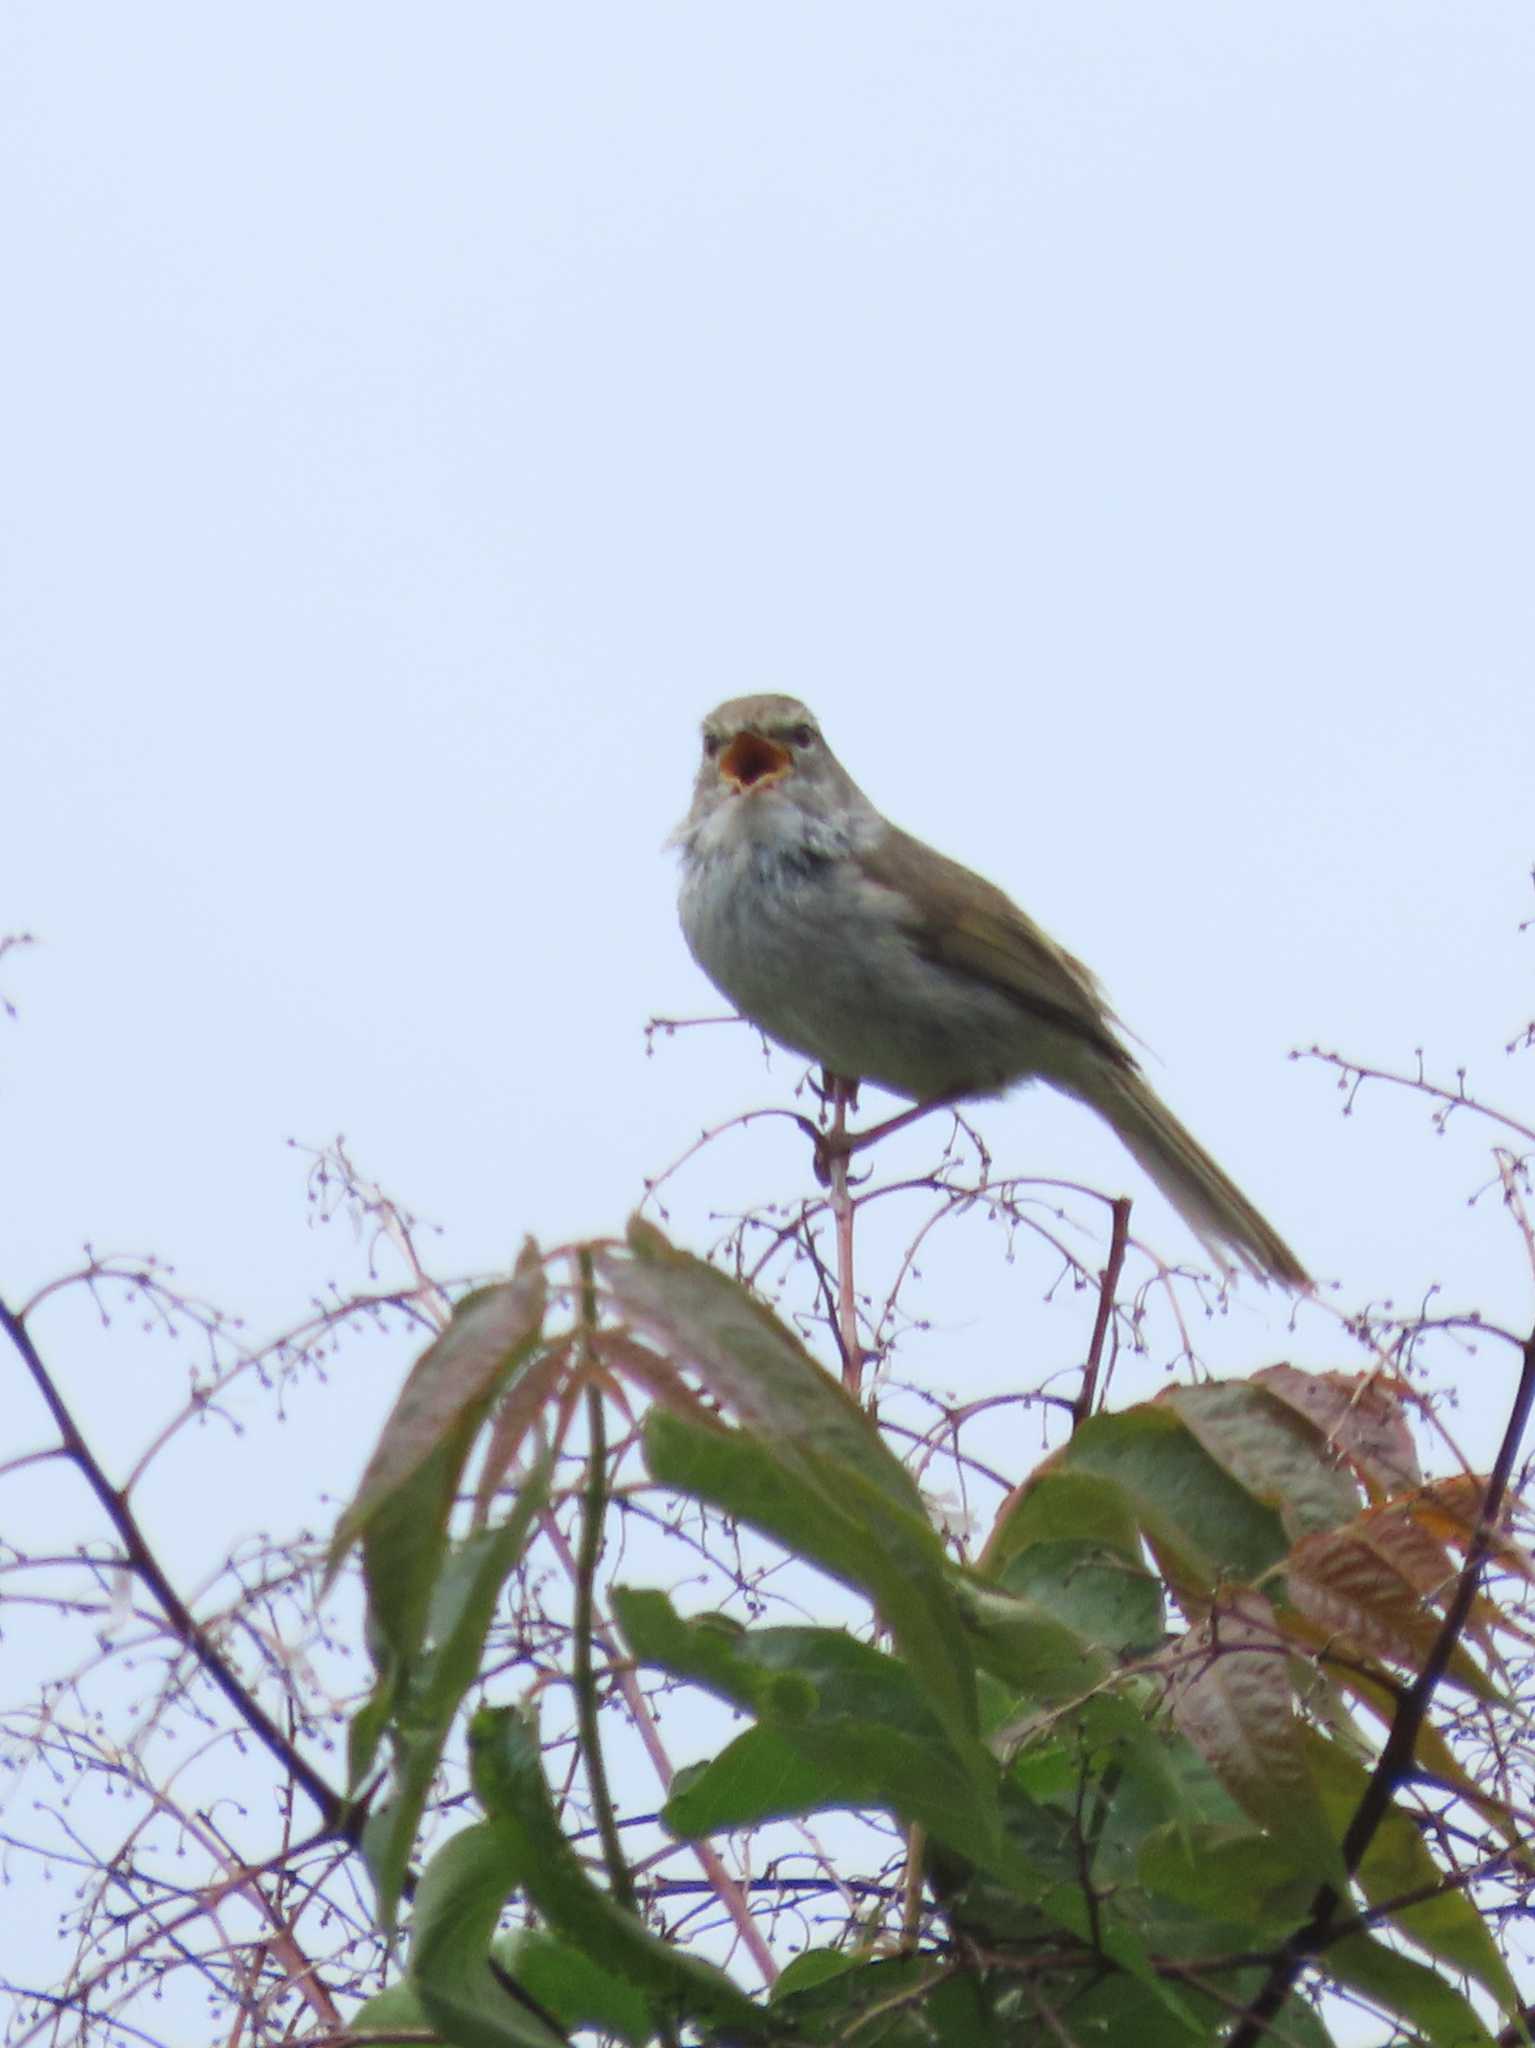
[
  {"x1": 1168, "y1": 1588, "x2": 1341, "y2": 1883},
  {"x1": 1286, "y1": 1519, "x2": 1500, "y2": 1698},
  {"x1": 1161, "y1": 1379, "x2": 1361, "y2": 1538},
  {"x1": 596, "y1": 1330, "x2": 730, "y2": 1431},
  {"x1": 1254, "y1": 1364, "x2": 1420, "y2": 1499},
  {"x1": 326, "y1": 1240, "x2": 547, "y2": 1583},
  {"x1": 1412, "y1": 1474, "x2": 1535, "y2": 1582},
  {"x1": 471, "y1": 1336, "x2": 576, "y2": 1527}
]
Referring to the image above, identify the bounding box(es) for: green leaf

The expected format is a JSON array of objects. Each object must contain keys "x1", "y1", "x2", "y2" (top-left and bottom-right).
[
  {"x1": 1050, "y1": 1406, "x2": 1291, "y2": 1600},
  {"x1": 349, "y1": 1977, "x2": 430, "y2": 2032},
  {"x1": 1044, "y1": 1967, "x2": 1234, "y2": 2048},
  {"x1": 998, "y1": 1531, "x2": 1162, "y2": 1654},
  {"x1": 985, "y1": 1465, "x2": 1144, "y2": 1572},
  {"x1": 769, "y1": 1948, "x2": 862, "y2": 2001},
  {"x1": 326, "y1": 1241, "x2": 546, "y2": 1589},
  {"x1": 601, "y1": 1218, "x2": 924, "y2": 1519},
  {"x1": 1161, "y1": 1380, "x2": 1362, "y2": 1540},
  {"x1": 642, "y1": 1405, "x2": 978, "y2": 1748},
  {"x1": 347, "y1": 1663, "x2": 400, "y2": 1794},
  {"x1": 615, "y1": 1591, "x2": 1000, "y2": 1870},
  {"x1": 410, "y1": 1824, "x2": 570, "y2": 2048},
  {"x1": 1302, "y1": 1729, "x2": 1524, "y2": 2023},
  {"x1": 361, "y1": 1459, "x2": 551, "y2": 1932},
  {"x1": 467, "y1": 1706, "x2": 767, "y2": 2037},
  {"x1": 1268, "y1": 1994, "x2": 1341, "y2": 2048},
  {"x1": 911, "y1": 1973, "x2": 1011, "y2": 2046},
  {"x1": 418, "y1": 1468, "x2": 551, "y2": 1734},
  {"x1": 1007, "y1": 1691, "x2": 1223, "y2": 1893},
  {"x1": 1072, "y1": 1690, "x2": 1194, "y2": 1808},
  {"x1": 607, "y1": 1221, "x2": 980, "y2": 1747},
  {"x1": 616, "y1": 1595, "x2": 946, "y2": 1739},
  {"x1": 993, "y1": 1537, "x2": 1165, "y2": 1659},
  {"x1": 953, "y1": 1576, "x2": 1110, "y2": 1702},
  {"x1": 1137, "y1": 1821, "x2": 1317, "y2": 1935},
  {"x1": 663, "y1": 1723, "x2": 869, "y2": 1834},
  {"x1": 1327, "y1": 1928, "x2": 1499, "y2": 2048},
  {"x1": 941, "y1": 1747, "x2": 1208, "y2": 2023},
  {"x1": 768, "y1": 1955, "x2": 946, "y2": 2046},
  {"x1": 614, "y1": 1590, "x2": 1187, "y2": 1984},
  {"x1": 498, "y1": 1928, "x2": 653, "y2": 2048},
  {"x1": 1167, "y1": 1590, "x2": 1343, "y2": 1886},
  {"x1": 359, "y1": 1425, "x2": 477, "y2": 1683}
]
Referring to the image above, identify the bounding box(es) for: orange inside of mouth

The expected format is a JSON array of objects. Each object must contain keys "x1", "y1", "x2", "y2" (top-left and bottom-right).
[{"x1": 719, "y1": 732, "x2": 792, "y2": 789}]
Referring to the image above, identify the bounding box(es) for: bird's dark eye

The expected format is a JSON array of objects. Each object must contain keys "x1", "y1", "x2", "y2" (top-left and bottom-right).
[
  {"x1": 702, "y1": 732, "x2": 721, "y2": 758},
  {"x1": 789, "y1": 724, "x2": 816, "y2": 749}
]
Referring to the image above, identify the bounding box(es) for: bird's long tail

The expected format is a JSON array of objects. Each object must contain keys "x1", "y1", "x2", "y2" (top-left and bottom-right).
[{"x1": 1073, "y1": 1063, "x2": 1309, "y2": 1289}]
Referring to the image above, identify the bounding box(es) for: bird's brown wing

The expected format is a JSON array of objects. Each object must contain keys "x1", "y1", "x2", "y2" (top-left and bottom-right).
[{"x1": 863, "y1": 826, "x2": 1135, "y2": 1071}]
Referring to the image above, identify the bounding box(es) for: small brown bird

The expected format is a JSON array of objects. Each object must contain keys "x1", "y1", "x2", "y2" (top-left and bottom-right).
[{"x1": 673, "y1": 693, "x2": 1308, "y2": 1288}]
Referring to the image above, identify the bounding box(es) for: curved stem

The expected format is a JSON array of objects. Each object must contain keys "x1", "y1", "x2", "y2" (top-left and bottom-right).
[{"x1": 0, "y1": 1297, "x2": 350, "y2": 1840}]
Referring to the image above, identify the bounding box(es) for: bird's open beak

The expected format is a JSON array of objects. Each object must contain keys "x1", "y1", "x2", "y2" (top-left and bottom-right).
[{"x1": 718, "y1": 732, "x2": 793, "y2": 792}]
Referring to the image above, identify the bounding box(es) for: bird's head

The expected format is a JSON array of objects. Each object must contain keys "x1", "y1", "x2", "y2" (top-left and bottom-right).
[{"x1": 680, "y1": 693, "x2": 872, "y2": 843}]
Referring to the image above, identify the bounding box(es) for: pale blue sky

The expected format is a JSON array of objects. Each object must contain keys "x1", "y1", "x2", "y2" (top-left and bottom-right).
[{"x1": 5, "y1": 1, "x2": 1535, "y2": 2019}]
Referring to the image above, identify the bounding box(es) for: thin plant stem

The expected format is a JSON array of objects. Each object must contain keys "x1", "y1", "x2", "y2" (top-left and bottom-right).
[
  {"x1": 899, "y1": 1822, "x2": 927, "y2": 1952},
  {"x1": 1072, "y1": 1196, "x2": 1131, "y2": 1433},
  {"x1": 572, "y1": 1253, "x2": 635, "y2": 1916},
  {"x1": 538, "y1": 1509, "x2": 778, "y2": 1984}
]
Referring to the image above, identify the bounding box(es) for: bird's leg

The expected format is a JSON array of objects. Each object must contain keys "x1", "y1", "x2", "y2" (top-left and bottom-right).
[
  {"x1": 809, "y1": 1071, "x2": 860, "y2": 1184},
  {"x1": 812, "y1": 1087, "x2": 969, "y2": 1183},
  {"x1": 822, "y1": 1075, "x2": 864, "y2": 1399},
  {"x1": 811, "y1": 1067, "x2": 859, "y2": 1115}
]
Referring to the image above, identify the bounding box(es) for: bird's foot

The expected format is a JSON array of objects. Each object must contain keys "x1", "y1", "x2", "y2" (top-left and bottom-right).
[
  {"x1": 811, "y1": 1126, "x2": 855, "y2": 1187},
  {"x1": 809, "y1": 1085, "x2": 969, "y2": 1185},
  {"x1": 811, "y1": 1071, "x2": 861, "y2": 1186}
]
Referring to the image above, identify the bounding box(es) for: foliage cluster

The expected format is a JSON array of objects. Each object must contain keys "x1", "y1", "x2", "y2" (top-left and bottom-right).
[
  {"x1": 331, "y1": 1215, "x2": 1535, "y2": 2048},
  {"x1": 3, "y1": 974, "x2": 1535, "y2": 2048}
]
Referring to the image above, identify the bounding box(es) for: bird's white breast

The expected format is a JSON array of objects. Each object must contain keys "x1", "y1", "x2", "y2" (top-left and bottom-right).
[{"x1": 676, "y1": 791, "x2": 1028, "y2": 1099}]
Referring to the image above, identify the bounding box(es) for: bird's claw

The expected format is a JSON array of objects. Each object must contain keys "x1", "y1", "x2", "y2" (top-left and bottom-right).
[
  {"x1": 812, "y1": 1126, "x2": 876, "y2": 1188},
  {"x1": 812, "y1": 1129, "x2": 848, "y2": 1187}
]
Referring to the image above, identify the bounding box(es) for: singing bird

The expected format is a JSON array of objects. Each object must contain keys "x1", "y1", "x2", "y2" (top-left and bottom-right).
[{"x1": 672, "y1": 693, "x2": 1307, "y2": 1288}]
